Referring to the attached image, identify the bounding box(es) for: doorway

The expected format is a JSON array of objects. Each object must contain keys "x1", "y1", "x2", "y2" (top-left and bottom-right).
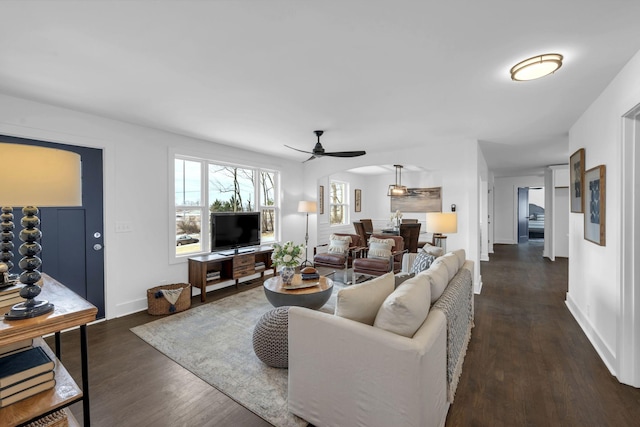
[
  {"x1": 1, "y1": 135, "x2": 105, "y2": 318},
  {"x1": 518, "y1": 187, "x2": 545, "y2": 244}
]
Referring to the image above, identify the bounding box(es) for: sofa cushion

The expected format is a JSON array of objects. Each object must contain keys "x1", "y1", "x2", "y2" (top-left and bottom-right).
[
  {"x1": 452, "y1": 249, "x2": 466, "y2": 267},
  {"x1": 367, "y1": 236, "x2": 395, "y2": 259},
  {"x1": 373, "y1": 274, "x2": 431, "y2": 337},
  {"x1": 432, "y1": 253, "x2": 459, "y2": 282},
  {"x1": 421, "y1": 243, "x2": 445, "y2": 258},
  {"x1": 394, "y1": 272, "x2": 415, "y2": 288},
  {"x1": 409, "y1": 250, "x2": 436, "y2": 274},
  {"x1": 328, "y1": 234, "x2": 351, "y2": 254},
  {"x1": 422, "y1": 262, "x2": 449, "y2": 303},
  {"x1": 335, "y1": 272, "x2": 395, "y2": 325}
]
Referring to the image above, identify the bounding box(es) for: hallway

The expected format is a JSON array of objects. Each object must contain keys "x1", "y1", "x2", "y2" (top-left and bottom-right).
[{"x1": 447, "y1": 242, "x2": 640, "y2": 426}]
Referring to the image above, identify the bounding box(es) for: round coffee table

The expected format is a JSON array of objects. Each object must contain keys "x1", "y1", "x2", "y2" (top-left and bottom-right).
[{"x1": 263, "y1": 274, "x2": 334, "y2": 310}]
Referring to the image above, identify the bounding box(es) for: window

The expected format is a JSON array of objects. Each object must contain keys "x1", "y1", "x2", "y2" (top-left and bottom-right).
[
  {"x1": 329, "y1": 180, "x2": 349, "y2": 225},
  {"x1": 174, "y1": 157, "x2": 280, "y2": 257}
]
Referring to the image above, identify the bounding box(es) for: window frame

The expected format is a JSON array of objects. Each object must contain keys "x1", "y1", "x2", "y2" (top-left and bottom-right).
[
  {"x1": 171, "y1": 154, "x2": 280, "y2": 263},
  {"x1": 329, "y1": 179, "x2": 350, "y2": 226}
]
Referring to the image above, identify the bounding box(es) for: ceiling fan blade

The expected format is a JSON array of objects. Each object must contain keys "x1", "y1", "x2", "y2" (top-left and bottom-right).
[
  {"x1": 323, "y1": 151, "x2": 367, "y2": 158},
  {"x1": 302, "y1": 155, "x2": 317, "y2": 163},
  {"x1": 284, "y1": 144, "x2": 313, "y2": 155}
]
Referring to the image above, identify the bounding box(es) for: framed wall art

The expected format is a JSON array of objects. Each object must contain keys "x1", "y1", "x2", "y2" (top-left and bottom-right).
[
  {"x1": 319, "y1": 185, "x2": 324, "y2": 214},
  {"x1": 354, "y1": 189, "x2": 362, "y2": 212},
  {"x1": 570, "y1": 148, "x2": 585, "y2": 213},
  {"x1": 390, "y1": 187, "x2": 442, "y2": 212},
  {"x1": 584, "y1": 165, "x2": 606, "y2": 246}
]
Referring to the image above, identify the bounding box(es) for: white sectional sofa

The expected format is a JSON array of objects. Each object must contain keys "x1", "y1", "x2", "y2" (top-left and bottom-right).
[{"x1": 288, "y1": 249, "x2": 474, "y2": 427}]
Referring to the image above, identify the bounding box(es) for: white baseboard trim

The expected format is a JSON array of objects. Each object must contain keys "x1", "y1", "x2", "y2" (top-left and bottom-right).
[
  {"x1": 565, "y1": 293, "x2": 617, "y2": 377},
  {"x1": 475, "y1": 276, "x2": 483, "y2": 294}
]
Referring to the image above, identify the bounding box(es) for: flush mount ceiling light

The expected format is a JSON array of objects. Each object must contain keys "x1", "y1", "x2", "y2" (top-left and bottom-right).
[
  {"x1": 387, "y1": 164, "x2": 408, "y2": 196},
  {"x1": 510, "y1": 53, "x2": 563, "y2": 81}
]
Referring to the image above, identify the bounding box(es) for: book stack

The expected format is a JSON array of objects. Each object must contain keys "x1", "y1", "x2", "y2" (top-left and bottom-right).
[
  {"x1": 206, "y1": 271, "x2": 221, "y2": 281},
  {"x1": 0, "y1": 340, "x2": 56, "y2": 408},
  {"x1": 0, "y1": 283, "x2": 25, "y2": 312},
  {"x1": 255, "y1": 261, "x2": 265, "y2": 271}
]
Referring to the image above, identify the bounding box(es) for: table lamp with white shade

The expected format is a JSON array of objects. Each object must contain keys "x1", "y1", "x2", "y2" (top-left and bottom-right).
[
  {"x1": 426, "y1": 212, "x2": 457, "y2": 253},
  {"x1": 2, "y1": 143, "x2": 82, "y2": 320},
  {"x1": 297, "y1": 200, "x2": 317, "y2": 267}
]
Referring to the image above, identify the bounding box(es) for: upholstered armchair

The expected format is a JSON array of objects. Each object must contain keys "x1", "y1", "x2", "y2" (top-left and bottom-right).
[
  {"x1": 352, "y1": 234, "x2": 406, "y2": 284},
  {"x1": 313, "y1": 233, "x2": 364, "y2": 283}
]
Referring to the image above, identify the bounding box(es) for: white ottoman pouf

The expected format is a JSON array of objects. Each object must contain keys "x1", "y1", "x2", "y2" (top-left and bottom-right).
[{"x1": 253, "y1": 306, "x2": 290, "y2": 368}]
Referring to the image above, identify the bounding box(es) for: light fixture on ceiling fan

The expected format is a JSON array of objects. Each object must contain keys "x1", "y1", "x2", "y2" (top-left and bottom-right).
[{"x1": 387, "y1": 164, "x2": 408, "y2": 196}]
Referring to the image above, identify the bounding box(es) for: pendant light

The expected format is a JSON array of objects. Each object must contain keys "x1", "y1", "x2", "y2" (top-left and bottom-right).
[{"x1": 387, "y1": 164, "x2": 408, "y2": 196}]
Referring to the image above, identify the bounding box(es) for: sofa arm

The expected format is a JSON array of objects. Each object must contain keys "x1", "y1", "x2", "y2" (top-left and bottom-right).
[{"x1": 288, "y1": 307, "x2": 448, "y2": 427}]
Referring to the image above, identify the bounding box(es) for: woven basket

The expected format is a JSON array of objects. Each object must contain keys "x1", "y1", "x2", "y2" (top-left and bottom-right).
[{"x1": 147, "y1": 283, "x2": 191, "y2": 315}]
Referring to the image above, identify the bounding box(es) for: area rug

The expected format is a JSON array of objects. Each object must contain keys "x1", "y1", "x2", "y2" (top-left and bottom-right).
[{"x1": 131, "y1": 283, "x2": 341, "y2": 427}]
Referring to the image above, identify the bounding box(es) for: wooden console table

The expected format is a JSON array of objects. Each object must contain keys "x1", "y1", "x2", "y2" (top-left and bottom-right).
[
  {"x1": 188, "y1": 246, "x2": 275, "y2": 302},
  {"x1": 0, "y1": 274, "x2": 98, "y2": 427}
]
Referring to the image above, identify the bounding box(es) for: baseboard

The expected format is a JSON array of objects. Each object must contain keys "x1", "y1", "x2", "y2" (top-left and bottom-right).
[
  {"x1": 565, "y1": 293, "x2": 617, "y2": 376},
  {"x1": 474, "y1": 278, "x2": 483, "y2": 294}
]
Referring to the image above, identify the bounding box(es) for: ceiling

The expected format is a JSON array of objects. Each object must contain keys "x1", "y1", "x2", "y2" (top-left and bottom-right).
[{"x1": 2, "y1": 1, "x2": 640, "y2": 177}]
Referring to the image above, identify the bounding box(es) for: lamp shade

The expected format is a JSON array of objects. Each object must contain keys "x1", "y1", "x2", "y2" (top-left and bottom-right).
[
  {"x1": 2, "y1": 143, "x2": 82, "y2": 206},
  {"x1": 297, "y1": 200, "x2": 317, "y2": 213},
  {"x1": 426, "y1": 212, "x2": 457, "y2": 234}
]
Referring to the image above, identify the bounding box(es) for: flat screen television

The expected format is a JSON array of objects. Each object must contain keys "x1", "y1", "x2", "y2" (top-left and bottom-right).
[{"x1": 211, "y1": 211, "x2": 261, "y2": 254}]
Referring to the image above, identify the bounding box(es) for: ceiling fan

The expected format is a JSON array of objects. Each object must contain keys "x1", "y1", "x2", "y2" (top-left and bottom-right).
[{"x1": 285, "y1": 130, "x2": 366, "y2": 162}]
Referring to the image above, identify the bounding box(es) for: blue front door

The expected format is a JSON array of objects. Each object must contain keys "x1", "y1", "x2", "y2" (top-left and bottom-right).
[{"x1": 1, "y1": 135, "x2": 105, "y2": 318}]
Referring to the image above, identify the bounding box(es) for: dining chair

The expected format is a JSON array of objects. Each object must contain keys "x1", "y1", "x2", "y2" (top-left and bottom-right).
[
  {"x1": 401, "y1": 219, "x2": 419, "y2": 223},
  {"x1": 399, "y1": 223, "x2": 421, "y2": 253},
  {"x1": 360, "y1": 218, "x2": 374, "y2": 235},
  {"x1": 353, "y1": 221, "x2": 369, "y2": 245}
]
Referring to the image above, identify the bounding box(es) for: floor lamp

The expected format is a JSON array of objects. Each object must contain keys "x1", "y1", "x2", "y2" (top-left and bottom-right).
[
  {"x1": 2, "y1": 143, "x2": 82, "y2": 320},
  {"x1": 426, "y1": 212, "x2": 457, "y2": 253},
  {"x1": 297, "y1": 201, "x2": 317, "y2": 267}
]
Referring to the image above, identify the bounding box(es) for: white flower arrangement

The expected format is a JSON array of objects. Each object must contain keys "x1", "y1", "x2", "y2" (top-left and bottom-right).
[
  {"x1": 390, "y1": 210, "x2": 403, "y2": 227},
  {"x1": 271, "y1": 241, "x2": 304, "y2": 268}
]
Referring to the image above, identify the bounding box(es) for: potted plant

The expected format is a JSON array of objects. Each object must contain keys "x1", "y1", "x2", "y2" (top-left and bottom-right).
[{"x1": 271, "y1": 241, "x2": 304, "y2": 284}]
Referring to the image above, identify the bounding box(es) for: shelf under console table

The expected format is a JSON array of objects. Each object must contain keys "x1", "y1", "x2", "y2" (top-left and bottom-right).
[
  {"x1": 188, "y1": 246, "x2": 275, "y2": 302},
  {"x1": 0, "y1": 274, "x2": 98, "y2": 427}
]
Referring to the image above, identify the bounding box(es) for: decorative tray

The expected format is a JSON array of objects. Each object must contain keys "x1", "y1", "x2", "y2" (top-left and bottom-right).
[{"x1": 283, "y1": 281, "x2": 320, "y2": 290}]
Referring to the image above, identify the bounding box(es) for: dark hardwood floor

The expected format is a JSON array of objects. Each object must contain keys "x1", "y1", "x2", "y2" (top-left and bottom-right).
[
  {"x1": 447, "y1": 241, "x2": 640, "y2": 426},
  {"x1": 48, "y1": 243, "x2": 640, "y2": 426}
]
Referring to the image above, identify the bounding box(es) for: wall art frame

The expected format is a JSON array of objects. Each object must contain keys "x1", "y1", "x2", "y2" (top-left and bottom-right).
[
  {"x1": 354, "y1": 189, "x2": 362, "y2": 212},
  {"x1": 570, "y1": 148, "x2": 585, "y2": 213},
  {"x1": 319, "y1": 185, "x2": 324, "y2": 214},
  {"x1": 584, "y1": 165, "x2": 606, "y2": 246},
  {"x1": 390, "y1": 187, "x2": 442, "y2": 212}
]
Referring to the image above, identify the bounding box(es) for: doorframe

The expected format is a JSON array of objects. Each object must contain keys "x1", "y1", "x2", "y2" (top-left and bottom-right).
[{"x1": 619, "y1": 105, "x2": 640, "y2": 386}]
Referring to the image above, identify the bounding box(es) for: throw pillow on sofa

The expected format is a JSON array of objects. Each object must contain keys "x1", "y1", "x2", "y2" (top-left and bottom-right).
[
  {"x1": 335, "y1": 272, "x2": 395, "y2": 325},
  {"x1": 409, "y1": 251, "x2": 436, "y2": 275},
  {"x1": 328, "y1": 234, "x2": 351, "y2": 254},
  {"x1": 367, "y1": 236, "x2": 395, "y2": 259},
  {"x1": 373, "y1": 274, "x2": 431, "y2": 338},
  {"x1": 420, "y1": 243, "x2": 445, "y2": 258}
]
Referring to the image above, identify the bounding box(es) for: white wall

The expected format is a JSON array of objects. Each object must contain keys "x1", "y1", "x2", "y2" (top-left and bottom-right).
[
  {"x1": 0, "y1": 93, "x2": 305, "y2": 318},
  {"x1": 493, "y1": 175, "x2": 544, "y2": 244},
  {"x1": 566, "y1": 48, "x2": 640, "y2": 386}
]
